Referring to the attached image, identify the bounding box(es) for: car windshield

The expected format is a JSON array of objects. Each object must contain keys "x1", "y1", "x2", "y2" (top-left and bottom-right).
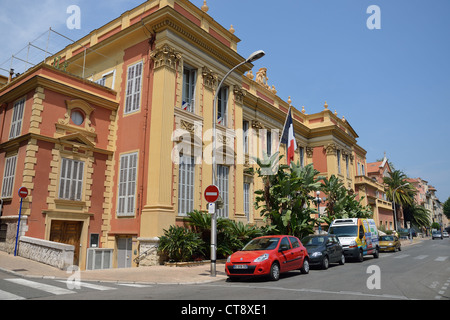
[
  {"x1": 380, "y1": 236, "x2": 394, "y2": 241},
  {"x1": 329, "y1": 225, "x2": 358, "y2": 237},
  {"x1": 242, "y1": 237, "x2": 280, "y2": 251},
  {"x1": 301, "y1": 236, "x2": 326, "y2": 247}
]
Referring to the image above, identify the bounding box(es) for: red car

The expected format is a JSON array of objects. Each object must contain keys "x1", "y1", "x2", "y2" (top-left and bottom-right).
[{"x1": 225, "y1": 235, "x2": 310, "y2": 281}]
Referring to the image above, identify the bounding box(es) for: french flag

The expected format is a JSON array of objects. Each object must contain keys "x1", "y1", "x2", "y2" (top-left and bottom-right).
[{"x1": 280, "y1": 108, "x2": 297, "y2": 165}]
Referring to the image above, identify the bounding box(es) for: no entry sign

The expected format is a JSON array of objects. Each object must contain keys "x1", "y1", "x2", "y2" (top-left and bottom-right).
[
  {"x1": 204, "y1": 185, "x2": 219, "y2": 203},
  {"x1": 18, "y1": 186, "x2": 28, "y2": 198}
]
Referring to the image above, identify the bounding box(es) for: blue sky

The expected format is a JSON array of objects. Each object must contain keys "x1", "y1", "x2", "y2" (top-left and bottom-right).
[{"x1": 1, "y1": 0, "x2": 449, "y2": 201}]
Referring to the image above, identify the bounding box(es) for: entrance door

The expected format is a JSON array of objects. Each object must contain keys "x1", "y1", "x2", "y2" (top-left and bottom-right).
[
  {"x1": 117, "y1": 237, "x2": 132, "y2": 268},
  {"x1": 50, "y1": 220, "x2": 83, "y2": 266}
]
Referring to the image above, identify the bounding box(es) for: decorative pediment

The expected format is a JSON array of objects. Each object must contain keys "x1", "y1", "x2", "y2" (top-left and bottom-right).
[{"x1": 58, "y1": 132, "x2": 96, "y2": 153}]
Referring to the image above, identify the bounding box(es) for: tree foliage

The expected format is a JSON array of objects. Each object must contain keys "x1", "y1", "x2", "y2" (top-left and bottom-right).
[
  {"x1": 320, "y1": 175, "x2": 372, "y2": 227},
  {"x1": 443, "y1": 197, "x2": 450, "y2": 220},
  {"x1": 254, "y1": 153, "x2": 323, "y2": 239}
]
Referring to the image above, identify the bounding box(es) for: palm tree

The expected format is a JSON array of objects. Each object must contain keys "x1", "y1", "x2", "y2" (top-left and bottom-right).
[
  {"x1": 254, "y1": 154, "x2": 323, "y2": 238},
  {"x1": 383, "y1": 170, "x2": 415, "y2": 206},
  {"x1": 403, "y1": 203, "x2": 431, "y2": 230},
  {"x1": 383, "y1": 170, "x2": 416, "y2": 229}
]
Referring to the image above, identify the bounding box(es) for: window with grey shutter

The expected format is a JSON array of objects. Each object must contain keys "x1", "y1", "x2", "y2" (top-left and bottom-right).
[
  {"x1": 244, "y1": 182, "x2": 250, "y2": 221},
  {"x1": 217, "y1": 87, "x2": 228, "y2": 126},
  {"x1": 117, "y1": 152, "x2": 138, "y2": 216},
  {"x1": 125, "y1": 62, "x2": 143, "y2": 114},
  {"x1": 1, "y1": 155, "x2": 17, "y2": 198},
  {"x1": 59, "y1": 158, "x2": 84, "y2": 201},
  {"x1": 182, "y1": 66, "x2": 196, "y2": 113},
  {"x1": 178, "y1": 154, "x2": 195, "y2": 216},
  {"x1": 9, "y1": 98, "x2": 25, "y2": 139},
  {"x1": 216, "y1": 165, "x2": 229, "y2": 218}
]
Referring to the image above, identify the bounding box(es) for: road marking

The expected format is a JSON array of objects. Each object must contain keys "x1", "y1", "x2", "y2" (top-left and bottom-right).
[
  {"x1": 199, "y1": 284, "x2": 411, "y2": 300},
  {"x1": 56, "y1": 280, "x2": 117, "y2": 291},
  {"x1": 414, "y1": 255, "x2": 428, "y2": 260},
  {"x1": 0, "y1": 289, "x2": 25, "y2": 300},
  {"x1": 435, "y1": 256, "x2": 448, "y2": 262},
  {"x1": 117, "y1": 283, "x2": 152, "y2": 288},
  {"x1": 6, "y1": 278, "x2": 75, "y2": 296},
  {"x1": 394, "y1": 254, "x2": 409, "y2": 259}
]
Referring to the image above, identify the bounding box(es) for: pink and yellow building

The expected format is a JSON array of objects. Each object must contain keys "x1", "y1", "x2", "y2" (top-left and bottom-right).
[{"x1": 0, "y1": 0, "x2": 380, "y2": 269}]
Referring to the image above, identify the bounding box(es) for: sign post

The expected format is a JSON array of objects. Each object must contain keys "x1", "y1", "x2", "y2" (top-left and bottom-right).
[
  {"x1": 204, "y1": 185, "x2": 219, "y2": 277},
  {"x1": 14, "y1": 187, "x2": 28, "y2": 256}
]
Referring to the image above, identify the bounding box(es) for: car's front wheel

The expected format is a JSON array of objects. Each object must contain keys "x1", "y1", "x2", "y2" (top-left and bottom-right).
[
  {"x1": 321, "y1": 256, "x2": 329, "y2": 270},
  {"x1": 269, "y1": 262, "x2": 280, "y2": 281},
  {"x1": 300, "y1": 258, "x2": 310, "y2": 274},
  {"x1": 339, "y1": 254, "x2": 345, "y2": 265}
]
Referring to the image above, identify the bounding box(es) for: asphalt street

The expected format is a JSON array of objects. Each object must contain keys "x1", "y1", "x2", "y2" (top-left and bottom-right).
[{"x1": 1, "y1": 237, "x2": 448, "y2": 302}]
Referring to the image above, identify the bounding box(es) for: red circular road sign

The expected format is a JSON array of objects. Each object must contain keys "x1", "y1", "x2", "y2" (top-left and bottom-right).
[
  {"x1": 204, "y1": 185, "x2": 219, "y2": 203},
  {"x1": 18, "y1": 186, "x2": 28, "y2": 198}
]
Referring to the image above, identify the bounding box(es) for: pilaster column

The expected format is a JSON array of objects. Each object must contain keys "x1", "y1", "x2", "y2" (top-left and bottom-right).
[{"x1": 140, "y1": 44, "x2": 181, "y2": 238}]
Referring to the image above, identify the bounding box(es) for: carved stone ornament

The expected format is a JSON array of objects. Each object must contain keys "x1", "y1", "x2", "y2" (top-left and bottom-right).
[
  {"x1": 306, "y1": 147, "x2": 314, "y2": 158},
  {"x1": 325, "y1": 143, "x2": 337, "y2": 155},
  {"x1": 251, "y1": 120, "x2": 264, "y2": 129},
  {"x1": 202, "y1": 66, "x2": 218, "y2": 89},
  {"x1": 150, "y1": 44, "x2": 182, "y2": 70},
  {"x1": 255, "y1": 67, "x2": 270, "y2": 89},
  {"x1": 233, "y1": 85, "x2": 246, "y2": 104},
  {"x1": 180, "y1": 119, "x2": 195, "y2": 133}
]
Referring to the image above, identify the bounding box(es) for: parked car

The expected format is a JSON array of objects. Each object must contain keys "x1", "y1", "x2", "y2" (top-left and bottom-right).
[
  {"x1": 328, "y1": 218, "x2": 379, "y2": 262},
  {"x1": 432, "y1": 230, "x2": 443, "y2": 240},
  {"x1": 226, "y1": 235, "x2": 309, "y2": 281},
  {"x1": 378, "y1": 235, "x2": 401, "y2": 252},
  {"x1": 443, "y1": 231, "x2": 449, "y2": 238},
  {"x1": 301, "y1": 234, "x2": 345, "y2": 269}
]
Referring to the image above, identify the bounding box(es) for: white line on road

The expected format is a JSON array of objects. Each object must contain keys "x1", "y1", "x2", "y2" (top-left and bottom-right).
[
  {"x1": 394, "y1": 254, "x2": 409, "y2": 259},
  {"x1": 198, "y1": 284, "x2": 411, "y2": 300},
  {"x1": 117, "y1": 283, "x2": 153, "y2": 288},
  {"x1": 435, "y1": 256, "x2": 448, "y2": 262},
  {"x1": 56, "y1": 280, "x2": 117, "y2": 291},
  {"x1": 6, "y1": 278, "x2": 75, "y2": 295},
  {"x1": 0, "y1": 289, "x2": 25, "y2": 300},
  {"x1": 414, "y1": 255, "x2": 428, "y2": 260}
]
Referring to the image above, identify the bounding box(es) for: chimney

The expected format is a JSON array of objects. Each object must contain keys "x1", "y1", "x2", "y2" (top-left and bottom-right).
[{"x1": 8, "y1": 69, "x2": 14, "y2": 83}]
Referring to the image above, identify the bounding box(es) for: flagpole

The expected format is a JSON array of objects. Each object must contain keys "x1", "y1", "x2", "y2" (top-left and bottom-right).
[{"x1": 277, "y1": 106, "x2": 291, "y2": 152}]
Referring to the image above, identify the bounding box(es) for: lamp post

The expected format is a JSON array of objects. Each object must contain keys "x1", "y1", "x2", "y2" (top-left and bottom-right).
[
  {"x1": 392, "y1": 183, "x2": 408, "y2": 231},
  {"x1": 315, "y1": 191, "x2": 323, "y2": 234},
  {"x1": 210, "y1": 50, "x2": 265, "y2": 277}
]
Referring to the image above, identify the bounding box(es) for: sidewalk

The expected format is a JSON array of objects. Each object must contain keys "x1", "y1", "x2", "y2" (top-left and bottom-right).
[{"x1": 0, "y1": 250, "x2": 227, "y2": 285}]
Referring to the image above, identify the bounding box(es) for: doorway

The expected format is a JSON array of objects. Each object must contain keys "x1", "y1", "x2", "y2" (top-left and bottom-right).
[
  {"x1": 49, "y1": 220, "x2": 83, "y2": 266},
  {"x1": 117, "y1": 237, "x2": 132, "y2": 268}
]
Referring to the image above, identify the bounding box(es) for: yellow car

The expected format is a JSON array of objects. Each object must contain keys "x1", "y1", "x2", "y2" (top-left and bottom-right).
[{"x1": 379, "y1": 235, "x2": 401, "y2": 252}]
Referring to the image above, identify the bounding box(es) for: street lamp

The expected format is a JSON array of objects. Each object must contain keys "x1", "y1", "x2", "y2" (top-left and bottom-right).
[
  {"x1": 392, "y1": 183, "x2": 408, "y2": 231},
  {"x1": 210, "y1": 50, "x2": 265, "y2": 277},
  {"x1": 315, "y1": 191, "x2": 323, "y2": 234}
]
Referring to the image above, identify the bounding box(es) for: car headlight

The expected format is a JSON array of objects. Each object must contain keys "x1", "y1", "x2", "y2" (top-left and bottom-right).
[
  {"x1": 388, "y1": 243, "x2": 393, "y2": 246},
  {"x1": 254, "y1": 253, "x2": 269, "y2": 263},
  {"x1": 227, "y1": 256, "x2": 231, "y2": 263},
  {"x1": 311, "y1": 252, "x2": 322, "y2": 258}
]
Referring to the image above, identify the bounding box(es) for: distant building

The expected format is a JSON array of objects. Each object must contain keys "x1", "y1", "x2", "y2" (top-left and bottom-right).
[{"x1": 356, "y1": 156, "x2": 395, "y2": 230}]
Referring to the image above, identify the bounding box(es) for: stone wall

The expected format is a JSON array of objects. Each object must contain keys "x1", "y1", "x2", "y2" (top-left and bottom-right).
[
  {"x1": 18, "y1": 236, "x2": 74, "y2": 270},
  {"x1": 0, "y1": 216, "x2": 27, "y2": 254},
  {"x1": 136, "y1": 237, "x2": 164, "y2": 266}
]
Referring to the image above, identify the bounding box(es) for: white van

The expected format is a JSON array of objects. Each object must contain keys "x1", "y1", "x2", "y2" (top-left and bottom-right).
[{"x1": 328, "y1": 218, "x2": 379, "y2": 262}]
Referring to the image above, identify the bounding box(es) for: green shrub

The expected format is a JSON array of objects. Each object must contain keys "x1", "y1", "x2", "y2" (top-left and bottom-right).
[{"x1": 158, "y1": 225, "x2": 205, "y2": 262}]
